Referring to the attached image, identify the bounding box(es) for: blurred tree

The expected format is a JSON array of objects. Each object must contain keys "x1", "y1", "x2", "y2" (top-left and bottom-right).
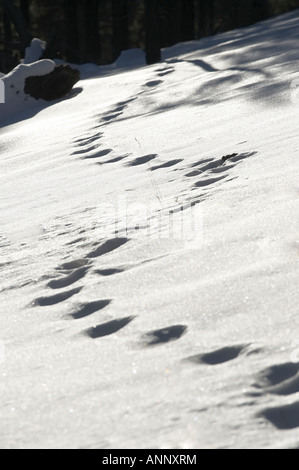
[
  {"x1": 20, "y1": 0, "x2": 30, "y2": 27},
  {"x1": 182, "y1": 0, "x2": 194, "y2": 41},
  {"x1": 2, "y1": 0, "x2": 31, "y2": 50},
  {"x1": 252, "y1": 0, "x2": 269, "y2": 22},
  {"x1": 113, "y1": 0, "x2": 129, "y2": 58},
  {"x1": 1, "y1": 0, "x2": 299, "y2": 73},
  {"x1": 64, "y1": 0, "x2": 100, "y2": 63},
  {"x1": 145, "y1": 0, "x2": 161, "y2": 64}
]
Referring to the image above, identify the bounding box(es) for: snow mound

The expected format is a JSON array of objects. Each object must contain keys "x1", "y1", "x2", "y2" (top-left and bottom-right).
[
  {"x1": 22, "y1": 38, "x2": 47, "y2": 64},
  {"x1": 115, "y1": 48, "x2": 146, "y2": 68},
  {"x1": 0, "y1": 59, "x2": 56, "y2": 121}
]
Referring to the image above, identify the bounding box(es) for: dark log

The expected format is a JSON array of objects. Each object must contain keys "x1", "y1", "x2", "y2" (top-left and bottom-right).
[{"x1": 24, "y1": 65, "x2": 80, "y2": 101}]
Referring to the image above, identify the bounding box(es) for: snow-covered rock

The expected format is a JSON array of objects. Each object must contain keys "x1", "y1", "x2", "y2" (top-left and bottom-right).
[{"x1": 0, "y1": 59, "x2": 55, "y2": 120}]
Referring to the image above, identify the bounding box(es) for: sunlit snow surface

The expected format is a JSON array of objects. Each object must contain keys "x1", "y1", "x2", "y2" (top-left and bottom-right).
[{"x1": 0, "y1": 11, "x2": 299, "y2": 449}]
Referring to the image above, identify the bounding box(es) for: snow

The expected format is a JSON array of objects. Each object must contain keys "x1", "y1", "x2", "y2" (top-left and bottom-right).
[
  {"x1": 0, "y1": 59, "x2": 55, "y2": 120},
  {"x1": 22, "y1": 38, "x2": 47, "y2": 64},
  {"x1": 0, "y1": 10, "x2": 299, "y2": 449}
]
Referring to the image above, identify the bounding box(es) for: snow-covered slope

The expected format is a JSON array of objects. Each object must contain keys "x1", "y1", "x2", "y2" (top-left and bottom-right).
[{"x1": 0, "y1": 11, "x2": 299, "y2": 449}]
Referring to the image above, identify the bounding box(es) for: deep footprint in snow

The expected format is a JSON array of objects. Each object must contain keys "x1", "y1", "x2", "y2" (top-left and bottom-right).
[
  {"x1": 86, "y1": 237, "x2": 129, "y2": 259},
  {"x1": 94, "y1": 268, "x2": 125, "y2": 276},
  {"x1": 142, "y1": 324, "x2": 187, "y2": 346},
  {"x1": 56, "y1": 259, "x2": 90, "y2": 271},
  {"x1": 185, "y1": 344, "x2": 248, "y2": 365},
  {"x1": 47, "y1": 266, "x2": 89, "y2": 289},
  {"x1": 101, "y1": 112, "x2": 122, "y2": 122},
  {"x1": 144, "y1": 80, "x2": 163, "y2": 87},
  {"x1": 190, "y1": 157, "x2": 214, "y2": 168},
  {"x1": 82, "y1": 148, "x2": 113, "y2": 159},
  {"x1": 71, "y1": 143, "x2": 102, "y2": 155},
  {"x1": 251, "y1": 362, "x2": 299, "y2": 396},
  {"x1": 100, "y1": 155, "x2": 126, "y2": 165},
  {"x1": 150, "y1": 159, "x2": 183, "y2": 171},
  {"x1": 71, "y1": 299, "x2": 112, "y2": 319},
  {"x1": 194, "y1": 175, "x2": 229, "y2": 187},
  {"x1": 222, "y1": 151, "x2": 257, "y2": 163},
  {"x1": 258, "y1": 402, "x2": 299, "y2": 430},
  {"x1": 98, "y1": 154, "x2": 131, "y2": 166},
  {"x1": 86, "y1": 316, "x2": 135, "y2": 338},
  {"x1": 74, "y1": 132, "x2": 103, "y2": 146},
  {"x1": 156, "y1": 67, "x2": 175, "y2": 77},
  {"x1": 33, "y1": 286, "x2": 83, "y2": 306},
  {"x1": 127, "y1": 154, "x2": 157, "y2": 167}
]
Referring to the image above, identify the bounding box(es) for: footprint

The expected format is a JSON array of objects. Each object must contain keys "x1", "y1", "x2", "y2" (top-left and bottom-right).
[
  {"x1": 221, "y1": 153, "x2": 238, "y2": 162},
  {"x1": 71, "y1": 299, "x2": 112, "y2": 319},
  {"x1": 83, "y1": 148, "x2": 113, "y2": 159},
  {"x1": 150, "y1": 159, "x2": 183, "y2": 171},
  {"x1": 193, "y1": 160, "x2": 222, "y2": 173},
  {"x1": 211, "y1": 164, "x2": 235, "y2": 174},
  {"x1": 186, "y1": 345, "x2": 248, "y2": 365},
  {"x1": 194, "y1": 175, "x2": 228, "y2": 187},
  {"x1": 47, "y1": 266, "x2": 89, "y2": 289},
  {"x1": 185, "y1": 170, "x2": 202, "y2": 178},
  {"x1": 102, "y1": 112, "x2": 122, "y2": 122},
  {"x1": 98, "y1": 154, "x2": 131, "y2": 166},
  {"x1": 258, "y1": 402, "x2": 299, "y2": 430},
  {"x1": 56, "y1": 259, "x2": 90, "y2": 271},
  {"x1": 71, "y1": 143, "x2": 101, "y2": 155},
  {"x1": 222, "y1": 151, "x2": 257, "y2": 163},
  {"x1": 33, "y1": 286, "x2": 83, "y2": 306},
  {"x1": 127, "y1": 154, "x2": 157, "y2": 167},
  {"x1": 252, "y1": 362, "x2": 299, "y2": 396},
  {"x1": 86, "y1": 237, "x2": 129, "y2": 259},
  {"x1": 112, "y1": 105, "x2": 127, "y2": 113},
  {"x1": 144, "y1": 80, "x2": 163, "y2": 87},
  {"x1": 65, "y1": 237, "x2": 86, "y2": 246},
  {"x1": 86, "y1": 316, "x2": 135, "y2": 338},
  {"x1": 157, "y1": 69, "x2": 174, "y2": 77},
  {"x1": 190, "y1": 158, "x2": 214, "y2": 168},
  {"x1": 185, "y1": 160, "x2": 222, "y2": 177},
  {"x1": 142, "y1": 324, "x2": 187, "y2": 346},
  {"x1": 74, "y1": 133, "x2": 103, "y2": 146},
  {"x1": 116, "y1": 98, "x2": 136, "y2": 107},
  {"x1": 94, "y1": 268, "x2": 124, "y2": 276},
  {"x1": 101, "y1": 155, "x2": 126, "y2": 164}
]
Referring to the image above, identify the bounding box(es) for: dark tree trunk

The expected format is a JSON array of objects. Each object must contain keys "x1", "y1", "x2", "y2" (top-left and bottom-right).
[
  {"x1": 145, "y1": 0, "x2": 161, "y2": 65},
  {"x1": 171, "y1": 0, "x2": 182, "y2": 45},
  {"x1": 207, "y1": 0, "x2": 214, "y2": 35},
  {"x1": 84, "y1": 0, "x2": 100, "y2": 62},
  {"x1": 196, "y1": 0, "x2": 214, "y2": 37},
  {"x1": 232, "y1": 0, "x2": 240, "y2": 28},
  {"x1": 3, "y1": 8, "x2": 12, "y2": 47},
  {"x1": 181, "y1": 0, "x2": 194, "y2": 42},
  {"x1": 64, "y1": 0, "x2": 80, "y2": 62},
  {"x1": 113, "y1": 0, "x2": 129, "y2": 59},
  {"x1": 252, "y1": 0, "x2": 269, "y2": 23},
  {"x1": 20, "y1": 0, "x2": 30, "y2": 27},
  {"x1": 2, "y1": 0, "x2": 32, "y2": 50},
  {"x1": 64, "y1": 0, "x2": 100, "y2": 64}
]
